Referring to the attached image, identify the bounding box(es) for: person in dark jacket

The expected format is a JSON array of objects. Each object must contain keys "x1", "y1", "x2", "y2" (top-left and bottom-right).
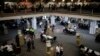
[
  {"x1": 15, "y1": 34, "x2": 20, "y2": 46},
  {"x1": 11, "y1": 43, "x2": 16, "y2": 56},
  {"x1": 89, "y1": 51, "x2": 97, "y2": 56},
  {"x1": 15, "y1": 46, "x2": 21, "y2": 55},
  {"x1": 27, "y1": 40, "x2": 31, "y2": 52}
]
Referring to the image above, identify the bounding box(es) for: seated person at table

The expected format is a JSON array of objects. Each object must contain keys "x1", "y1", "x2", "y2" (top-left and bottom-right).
[
  {"x1": 41, "y1": 34, "x2": 47, "y2": 42},
  {"x1": 63, "y1": 27, "x2": 76, "y2": 34},
  {"x1": 53, "y1": 36, "x2": 57, "y2": 42},
  {"x1": 89, "y1": 51, "x2": 97, "y2": 56}
]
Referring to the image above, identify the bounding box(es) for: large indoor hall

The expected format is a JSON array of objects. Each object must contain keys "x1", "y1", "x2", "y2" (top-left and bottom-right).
[
  {"x1": 0, "y1": 13, "x2": 100, "y2": 56},
  {"x1": 0, "y1": 0, "x2": 100, "y2": 56}
]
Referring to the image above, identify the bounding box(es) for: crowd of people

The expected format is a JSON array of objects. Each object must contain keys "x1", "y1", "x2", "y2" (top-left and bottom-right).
[{"x1": 0, "y1": 15, "x2": 100, "y2": 56}]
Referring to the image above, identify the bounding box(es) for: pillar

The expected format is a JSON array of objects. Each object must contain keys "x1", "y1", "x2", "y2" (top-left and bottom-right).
[
  {"x1": 32, "y1": 17, "x2": 37, "y2": 29},
  {"x1": 51, "y1": 16, "x2": 55, "y2": 25},
  {"x1": 89, "y1": 20, "x2": 98, "y2": 34},
  {"x1": 3, "y1": 24, "x2": 8, "y2": 34},
  {"x1": 26, "y1": 20, "x2": 30, "y2": 28},
  {"x1": 64, "y1": 16, "x2": 68, "y2": 22},
  {"x1": 16, "y1": 19, "x2": 21, "y2": 26}
]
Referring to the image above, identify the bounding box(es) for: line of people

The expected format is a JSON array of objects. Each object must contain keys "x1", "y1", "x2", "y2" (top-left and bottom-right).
[{"x1": 15, "y1": 27, "x2": 36, "y2": 52}]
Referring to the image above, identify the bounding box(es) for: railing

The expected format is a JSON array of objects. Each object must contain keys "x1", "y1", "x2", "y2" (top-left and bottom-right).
[{"x1": 0, "y1": 7, "x2": 100, "y2": 17}]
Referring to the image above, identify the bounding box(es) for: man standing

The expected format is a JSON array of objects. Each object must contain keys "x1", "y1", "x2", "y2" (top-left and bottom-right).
[{"x1": 56, "y1": 44, "x2": 60, "y2": 56}]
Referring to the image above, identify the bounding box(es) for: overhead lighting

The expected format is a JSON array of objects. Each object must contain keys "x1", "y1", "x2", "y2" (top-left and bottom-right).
[
  {"x1": 71, "y1": 0, "x2": 73, "y2": 2},
  {"x1": 53, "y1": 0, "x2": 55, "y2": 2},
  {"x1": 62, "y1": 0, "x2": 65, "y2": 2},
  {"x1": 78, "y1": 0, "x2": 80, "y2": 2}
]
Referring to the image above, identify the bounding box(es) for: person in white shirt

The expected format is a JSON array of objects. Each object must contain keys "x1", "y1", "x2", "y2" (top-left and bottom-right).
[
  {"x1": 56, "y1": 44, "x2": 60, "y2": 56},
  {"x1": 4, "y1": 44, "x2": 14, "y2": 56},
  {"x1": 5, "y1": 44, "x2": 13, "y2": 52},
  {"x1": 25, "y1": 34, "x2": 31, "y2": 42},
  {"x1": 39, "y1": 22, "x2": 43, "y2": 28}
]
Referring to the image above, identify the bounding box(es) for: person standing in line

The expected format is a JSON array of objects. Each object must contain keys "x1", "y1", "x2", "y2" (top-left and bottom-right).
[
  {"x1": 51, "y1": 25, "x2": 55, "y2": 32},
  {"x1": 25, "y1": 34, "x2": 31, "y2": 52},
  {"x1": 60, "y1": 44, "x2": 64, "y2": 56},
  {"x1": 15, "y1": 34, "x2": 20, "y2": 47},
  {"x1": 28, "y1": 27, "x2": 35, "y2": 49},
  {"x1": 56, "y1": 44, "x2": 60, "y2": 56},
  {"x1": 30, "y1": 34, "x2": 35, "y2": 49},
  {"x1": 27, "y1": 40, "x2": 31, "y2": 52},
  {"x1": 76, "y1": 33, "x2": 81, "y2": 46},
  {"x1": 15, "y1": 30, "x2": 25, "y2": 47}
]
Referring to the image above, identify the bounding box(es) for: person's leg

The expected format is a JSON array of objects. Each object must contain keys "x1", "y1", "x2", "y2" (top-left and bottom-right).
[
  {"x1": 31, "y1": 40, "x2": 35, "y2": 49},
  {"x1": 60, "y1": 51, "x2": 63, "y2": 56},
  {"x1": 56, "y1": 52, "x2": 60, "y2": 56},
  {"x1": 27, "y1": 42, "x2": 31, "y2": 52}
]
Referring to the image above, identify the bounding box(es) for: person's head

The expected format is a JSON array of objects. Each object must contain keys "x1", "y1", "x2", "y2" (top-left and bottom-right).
[
  {"x1": 79, "y1": 44, "x2": 84, "y2": 48},
  {"x1": 11, "y1": 43, "x2": 14, "y2": 45},
  {"x1": 76, "y1": 33, "x2": 80, "y2": 37},
  {"x1": 60, "y1": 43, "x2": 63, "y2": 47},
  {"x1": 57, "y1": 43, "x2": 60, "y2": 46},
  {"x1": 76, "y1": 33, "x2": 80, "y2": 36},
  {"x1": 17, "y1": 29, "x2": 22, "y2": 35}
]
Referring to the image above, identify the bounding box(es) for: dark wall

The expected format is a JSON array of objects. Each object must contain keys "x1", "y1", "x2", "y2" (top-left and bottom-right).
[
  {"x1": 91, "y1": 0, "x2": 100, "y2": 2},
  {"x1": 0, "y1": 0, "x2": 4, "y2": 10}
]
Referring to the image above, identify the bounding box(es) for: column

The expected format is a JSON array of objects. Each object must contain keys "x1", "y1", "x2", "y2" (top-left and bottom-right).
[
  {"x1": 64, "y1": 16, "x2": 68, "y2": 22},
  {"x1": 89, "y1": 20, "x2": 98, "y2": 34},
  {"x1": 3, "y1": 24, "x2": 8, "y2": 34},
  {"x1": 16, "y1": 19, "x2": 21, "y2": 26},
  {"x1": 32, "y1": 17, "x2": 37, "y2": 29},
  {"x1": 51, "y1": 16, "x2": 55, "y2": 25},
  {"x1": 26, "y1": 20, "x2": 30, "y2": 28}
]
